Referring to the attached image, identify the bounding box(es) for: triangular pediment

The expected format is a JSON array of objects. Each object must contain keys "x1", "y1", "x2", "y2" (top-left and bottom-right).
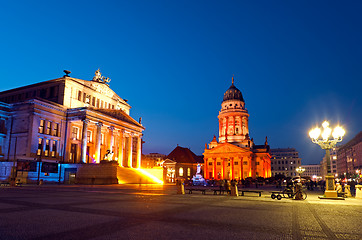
[
  {"x1": 204, "y1": 142, "x2": 252, "y2": 154},
  {"x1": 72, "y1": 78, "x2": 129, "y2": 107}
]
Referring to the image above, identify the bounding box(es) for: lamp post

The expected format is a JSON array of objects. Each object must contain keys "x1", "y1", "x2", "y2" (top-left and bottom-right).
[
  {"x1": 309, "y1": 121, "x2": 345, "y2": 198},
  {"x1": 296, "y1": 166, "x2": 305, "y2": 178}
]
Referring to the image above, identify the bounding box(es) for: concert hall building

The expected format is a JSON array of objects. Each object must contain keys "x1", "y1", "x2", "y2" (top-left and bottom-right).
[{"x1": 0, "y1": 70, "x2": 144, "y2": 183}]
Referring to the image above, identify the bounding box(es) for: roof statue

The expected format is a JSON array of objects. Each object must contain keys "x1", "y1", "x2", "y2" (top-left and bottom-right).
[{"x1": 92, "y1": 69, "x2": 111, "y2": 84}]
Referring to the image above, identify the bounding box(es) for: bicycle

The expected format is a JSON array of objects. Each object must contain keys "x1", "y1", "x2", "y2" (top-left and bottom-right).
[{"x1": 282, "y1": 186, "x2": 307, "y2": 200}]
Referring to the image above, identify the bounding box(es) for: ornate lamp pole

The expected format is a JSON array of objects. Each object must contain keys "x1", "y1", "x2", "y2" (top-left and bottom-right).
[
  {"x1": 296, "y1": 166, "x2": 305, "y2": 177},
  {"x1": 309, "y1": 121, "x2": 345, "y2": 198}
]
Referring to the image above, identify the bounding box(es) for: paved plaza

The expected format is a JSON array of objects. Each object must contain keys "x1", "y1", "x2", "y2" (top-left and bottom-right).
[{"x1": 0, "y1": 184, "x2": 361, "y2": 240}]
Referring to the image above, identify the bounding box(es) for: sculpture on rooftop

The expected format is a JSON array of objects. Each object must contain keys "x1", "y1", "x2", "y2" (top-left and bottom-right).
[{"x1": 92, "y1": 69, "x2": 111, "y2": 84}]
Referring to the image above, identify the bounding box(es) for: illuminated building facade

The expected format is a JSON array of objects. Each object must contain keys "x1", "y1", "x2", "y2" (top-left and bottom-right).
[
  {"x1": 203, "y1": 78, "x2": 271, "y2": 180},
  {"x1": 270, "y1": 148, "x2": 301, "y2": 177},
  {"x1": 164, "y1": 146, "x2": 203, "y2": 183},
  {"x1": 301, "y1": 164, "x2": 321, "y2": 179},
  {"x1": 337, "y1": 131, "x2": 362, "y2": 177},
  {"x1": 142, "y1": 153, "x2": 166, "y2": 168},
  {"x1": 0, "y1": 70, "x2": 144, "y2": 182}
]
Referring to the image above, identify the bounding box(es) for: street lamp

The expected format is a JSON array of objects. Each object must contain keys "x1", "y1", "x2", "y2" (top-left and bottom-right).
[
  {"x1": 296, "y1": 166, "x2": 305, "y2": 177},
  {"x1": 309, "y1": 121, "x2": 345, "y2": 198}
]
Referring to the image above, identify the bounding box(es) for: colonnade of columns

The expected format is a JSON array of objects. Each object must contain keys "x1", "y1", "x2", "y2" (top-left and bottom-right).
[
  {"x1": 219, "y1": 116, "x2": 249, "y2": 139},
  {"x1": 80, "y1": 119, "x2": 142, "y2": 168},
  {"x1": 204, "y1": 156, "x2": 258, "y2": 180}
]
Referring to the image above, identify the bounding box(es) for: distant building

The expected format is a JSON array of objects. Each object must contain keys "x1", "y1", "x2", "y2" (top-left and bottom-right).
[
  {"x1": 203, "y1": 77, "x2": 271, "y2": 180},
  {"x1": 270, "y1": 148, "x2": 301, "y2": 178},
  {"x1": 301, "y1": 164, "x2": 321, "y2": 180},
  {"x1": 337, "y1": 131, "x2": 362, "y2": 177},
  {"x1": 164, "y1": 146, "x2": 203, "y2": 183},
  {"x1": 0, "y1": 70, "x2": 144, "y2": 183},
  {"x1": 142, "y1": 153, "x2": 166, "y2": 168}
]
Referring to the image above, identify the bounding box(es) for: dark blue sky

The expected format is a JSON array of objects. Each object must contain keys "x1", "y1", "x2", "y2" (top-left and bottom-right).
[{"x1": 1, "y1": 1, "x2": 362, "y2": 164}]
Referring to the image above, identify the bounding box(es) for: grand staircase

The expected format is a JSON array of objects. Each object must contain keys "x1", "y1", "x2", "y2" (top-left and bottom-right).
[{"x1": 117, "y1": 167, "x2": 163, "y2": 184}]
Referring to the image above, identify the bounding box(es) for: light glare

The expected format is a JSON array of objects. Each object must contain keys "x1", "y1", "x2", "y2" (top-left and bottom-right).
[
  {"x1": 309, "y1": 127, "x2": 321, "y2": 139},
  {"x1": 322, "y1": 127, "x2": 331, "y2": 140}
]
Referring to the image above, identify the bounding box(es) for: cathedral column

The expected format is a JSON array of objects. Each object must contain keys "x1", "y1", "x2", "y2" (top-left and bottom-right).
[
  {"x1": 225, "y1": 117, "x2": 229, "y2": 142},
  {"x1": 231, "y1": 157, "x2": 234, "y2": 179},
  {"x1": 213, "y1": 158, "x2": 217, "y2": 179},
  {"x1": 81, "y1": 119, "x2": 89, "y2": 163},
  {"x1": 222, "y1": 159, "x2": 225, "y2": 179},
  {"x1": 233, "y1": 116, "x2": 236, "y2": 135},
  {"x1": 108, "y1": 126, "x2": 115, "y2": 160},
  {"x1": 219, "y1": 119, "x2": 222, "y2": 139},
  {"x1": 250, "y1": 156, "x2": 253, "y2": 178},
  {"x1": 136, "y1": 135, "x2": 142, "y2": 168},
  {"x1": 215, "y1": 158, "x2": 218, "y2": 179},
  {"x1": 95, "y1": 122, "x2": 103, "y2": 163},
  {"x1": 128, "y1": 133, "x2": 133, "y2": 167},
  {"x1": 204, "y1": 158, "x2": 208, "y2": 179},
  {"x1": 240, "y1": 157, "x2": 243, "y2": 180},
  {"x1": 118, "y1": 130, "x2": 124, "y2": 166}
]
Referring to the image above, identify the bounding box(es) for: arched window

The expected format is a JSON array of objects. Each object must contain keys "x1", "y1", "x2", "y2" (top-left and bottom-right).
[{"x1": 179, "y1": 167, "x2": 184, "y2": 177}]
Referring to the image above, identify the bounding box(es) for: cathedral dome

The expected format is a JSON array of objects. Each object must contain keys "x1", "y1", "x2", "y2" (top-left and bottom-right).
[{"x1": 222, "y1": 77, "x2": 244, "y2": 102}]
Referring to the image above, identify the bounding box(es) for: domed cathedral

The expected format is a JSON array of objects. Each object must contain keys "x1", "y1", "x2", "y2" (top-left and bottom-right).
[
  {"x1": 203, "y1": 77, "x2": 271, "y2": 180},
  {"x1": 219, "y1": 77, "x2": 250, "y2": 147}
]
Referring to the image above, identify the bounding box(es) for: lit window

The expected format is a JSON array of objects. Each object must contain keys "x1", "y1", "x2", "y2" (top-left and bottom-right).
[
  {"x1": 46, "y1": 121, "x2": 52, "y2": 135},
  {"x1": 101, "y1": 133, "x2": 104, "y2": 145},
  {"x1": 187, "y1": 168, "x2": 191, "y2": 176},
  {"x1": 72, "y1": 127, "x2": 79, "y2": 139},
  {"x1": 37, "y1": 138, "x2": 43, "y2": 155},
  {"x1": 179, "y1": 167, "x2": 184, "y2": 177},
  {"x1": 51, "y1": 140, "x2": 57, "y2": 157},
  {"x1": 44, "y1": 139, "x2": 50, "y2": 156},
  {"x1": 39, "y1": 120, "x2": 45, "y2": 133},
  {"x1": 87, "y1": 130, "x2": 92, "y2": 143},
  {"x1": 53, "y1": 123, "x2": 59, "y2": 136}
]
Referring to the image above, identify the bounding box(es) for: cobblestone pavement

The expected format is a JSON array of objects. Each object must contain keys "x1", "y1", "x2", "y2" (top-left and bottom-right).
[{"x1": 0, "y1": 184, "x2": 361, "y2": 240}]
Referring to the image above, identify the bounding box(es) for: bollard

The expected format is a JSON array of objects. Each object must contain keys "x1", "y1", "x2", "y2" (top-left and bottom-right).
[
  {"x1": 356, "y1": 185, "x2": 362, "y2": 199},
  {"x1": 344, "y1": 185, "x2": 352, "y2": 197},
  {"x1": 294, "y1": 182, "x2": 303, "y2": 200},
  {"x1": 230, "y1": 182, "x2": 238, "y2": 196},
  {"x1": 176, "y1": 179, "x2": 185, "y2": 194}
]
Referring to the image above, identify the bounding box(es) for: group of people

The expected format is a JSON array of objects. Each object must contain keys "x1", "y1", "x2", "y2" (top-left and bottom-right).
[{"x1": 336, "y1": 180, "x2": 358, "y2": 197}]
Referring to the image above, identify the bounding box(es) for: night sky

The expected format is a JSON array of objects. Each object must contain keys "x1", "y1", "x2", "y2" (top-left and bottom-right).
[{"x1": 1, "y1": 1, "x2": 362, "y2": 164}]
